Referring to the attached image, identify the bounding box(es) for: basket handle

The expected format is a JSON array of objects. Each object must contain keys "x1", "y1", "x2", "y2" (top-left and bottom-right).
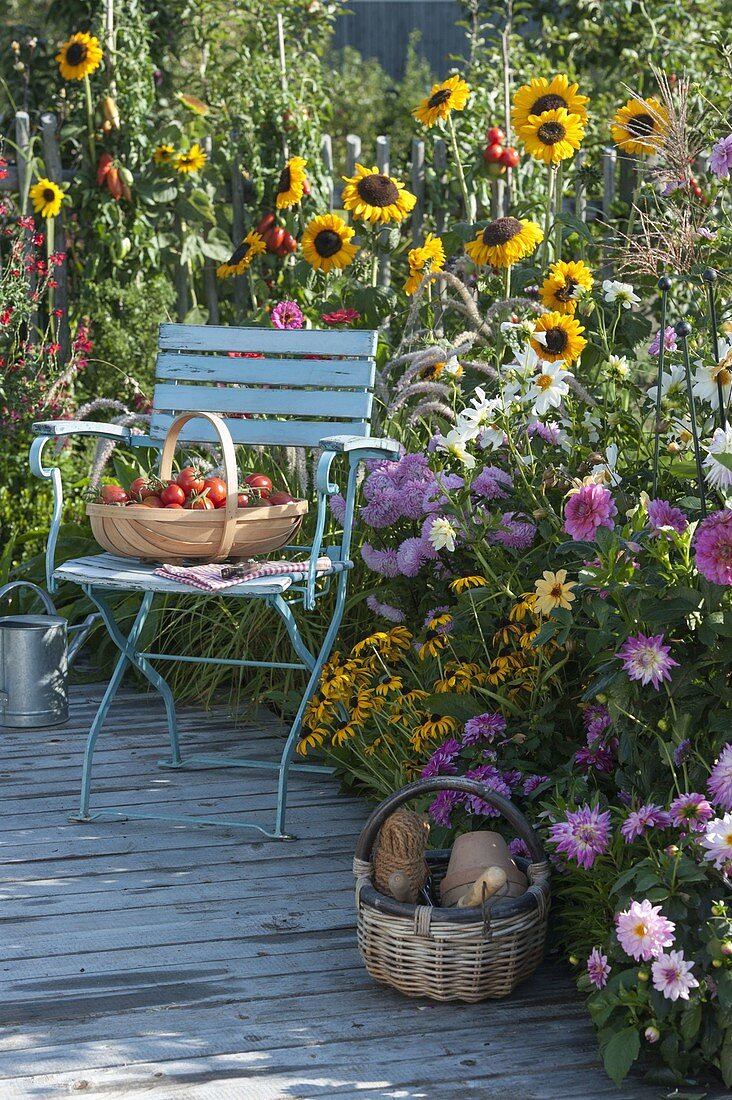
[
  {"x1": 354, "y1": 776, "x2": 546, "y2": 866},
  {"x1": 159, "y1": 411, "x2": 239, "y2": 561}
]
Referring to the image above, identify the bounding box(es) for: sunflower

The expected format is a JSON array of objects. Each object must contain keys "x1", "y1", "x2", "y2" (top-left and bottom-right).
[
  {"x1": 342, "y1": 164, "x2": 416, "y2": 225},
  {"x1": 611, "y1": 96, "x2": 669, "y2": 155},
  {"x1": 413, "y1": 74, "x2": 471, "y2": 128},
  {"x1": 512, "y1": 74, "x2": 589, "y2": 132},
  {"x1": 153, "y1": 144, "x2": 175, "y2": 166},
  {"x1": 449, "y1": 575, "x2": 488, "y2": 593},
  {"x1": 29, "y1": 178, "x2": 64, "y2": 219},
  {"x1": 275, "y1": 156, "x2": 308, "y2": 209},
  {"x1": 173, "y1": 144, "x2": 207, "y2": 174},
  {"x1": 404, "y1": 233, "x2": 445, "y2": 295},
  {"x1": 540, "y1": 259, "x2": 594, "y2": 314},
  {"x1": 465, "y1": 216, "x2": 543, "y2": 268},
  {"x1": 56, "y1": 32, "x2": 102, "y2": 81},
  {"x1": 301, "y1": 213, "x2": 358, "y2": 273},
  {"x1": 518, "y1": 107, "x2": 585, "y2": 165},
  {"x1": 531, "y1": 311, "x2": 587, "y2": 364},
  {"x1": 216, "y1": 230, "x2": 267, "y2": 278}
]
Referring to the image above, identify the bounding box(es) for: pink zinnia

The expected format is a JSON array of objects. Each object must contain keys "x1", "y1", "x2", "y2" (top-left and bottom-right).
[
  {"x1": 587, "y1": 947, "x2": 611, "y2": 989},
  {"x1": 647, "y1": 498, "x2": 688, "y2": 537},
  {"x1": 621, "y1": 804, "x2": 671, "y2": 842},
  {"x1": 708, "y1": 744, "x2": 732, "y2": 811},
  {"x1": 669, "y1": 792, "x2": 713, "y2": 831},
  {"x1": 615, "y1": 899, "x2": 675, "y2": 961},
  {"x1": 710, "y1": 133, "x2": 732, "y2": 180},
  {"x1": 651, "y1": 950, "x2": 699, "y2": 1001},
  {"x1": 548, "y1": 804, "x2": 611, "y2": 870},
  {"x1": 694, "y1": 509, "x2": 732, "y2": 586},
  {"x1": 271, "y1": 300, "x2": 304, "y2": 330},
  {"x1": 617, "y1": 631, "x2": 679, "y2": 690},
  {"x1": 564, "y1": 483, "x2": 617, "y2": 542}
]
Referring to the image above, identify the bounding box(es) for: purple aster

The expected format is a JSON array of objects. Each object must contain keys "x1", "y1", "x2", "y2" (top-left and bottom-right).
[
  {"x1": 422, "y1": 474, "x2": 465, "y2": 514},
  {"x1": 697, "y1": 227, "x2": 716, "y2": 241},
  {"x1": 490, "y1": 511, "x2": 536, "y2": 550},
  {"x1": 564, "y1": 483, "x2": 617, "y2": 542},
  {"x1": 548, "y1": 804, "x2": 611, "y2": 870},
  {"x1": 694, "y1": 509, "x2": 732, "y2": 586},
  {"x1": 329, "y1": 493, "x2": 347, "y2": 524},
  {"x1": 669, "y1": 792, "x2": 714, "y2": 832},
  {"x1": 365, "y1": 596, "x2": 406, "y2": 624},
  {"x1": 270, "y1": 300, "x2": 304, "y2": 330},
  {"x1": 523, "y1": 774, "x2": 549, "y2": 796},
  {"x1": 708, "y1": 744, "x2": 732, "y2": 811},
  {"x1": 360, "y1": 490, "x2": 401, "y2": 528},
  {"x1": 673, "y1": 739, "x2": 691, "y2": 767},
  {"x1": 647, "y1": 498, "x2": 688, "y2": 537},
  {"x1": 420, "y1": 737, "x2": 462, "y2": 778},
  {"x1": 617, "y1": 632, "x2": 679, "y2": 690},
  {"x1": 360, "y1": 543, "x2": 400, "y2": 577},
  {"x1": 509, "y1": 837, "x2": 531, "y2": 859},
  {"x1": 710, "y1": 133, "x2": 732, "y2": 179},
  {"x1": 462, "y1": 712, "x2": 507, "y2": 746},
  {"x1": 396, "y1": 536, "x2": 431, "y2": 577},
  {"x1": 587, "y1": 948, "x2": 611, "y2": 990},
  {"x1": 397, "y1": 478, "x2": 435, "y2": 519},
  {"x1": 621, "y1": 803, "x2": 672, "y2": 842},
  {"x1": 583, "y1": 704, "x2": 612, "y2": 743},
  {"x1": 472, "y1": 465, "x2": 513, "y2": 500},
  {"x1": 463, "y1": 765, "x2": 512, "y2": 816},
  {"x1": 362, "y1": 468, "x2": 399, "y2": 499},
  {"x1": 395, "y1": 452, "x2": 431, "y2": 481},
  {"x1": 649, "y1": 325, "x2": 678, "y2": 357},
  {"x1": 428, "y1": 789, "x2": 460, "y2": 827}
]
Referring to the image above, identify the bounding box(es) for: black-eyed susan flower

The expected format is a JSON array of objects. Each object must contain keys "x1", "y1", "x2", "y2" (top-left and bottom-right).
[
  {"x1": 413, "y1": 75, "x2": 470, "y2": 128},
  {"x1": 518, "y1": 107, "x2": 585, "y2": 165},
  {"x1": 611, "y1": 96, "x2": 669, "y2": 155},
  {"x1": 30, "y1": 178, "x2": 64, "y2": 218},
  {"x1": 275, "y1": 156, "x2": 308, "y2": 209},
  {"x1": 301, "y1": 213, "x2": 358, "y2": 273},
  {"x1": 342, "y1": 163, "x2": 416, "y2": 225},
  {"x1": 296, "y1": 728, "x2": 325, "y2": 755},
  {"x1": 531, "y1": 311, "x2": 587, "y2": 364},
  {"x1": 540, "y1": 259, "x2": 594, "y2": 314},
  {"x1": 216, "y1": 230, "x2": 267, "y2": 278},
  {"x1": 404, "y1": 232, "x2": 445, "y2": 295},
  {"x1": 465, "y1": 216, "x2": 543, "y2": 268},
  {"x1": 449, "y1": 575, "x2": 488, "y2": 594},
  {"x1": 411, "y1": 713, "x2": 459, "y2": 752},
  {"x1": 56, "y1": 32, "x2": 102, "y2": 81},
  {"x1": 153, "y1": 144, "x2": 175, "y2": 166},
  {"x1": 173, "y1": 143, "x2": 207, "y2": 174},
  {"x1": 512, "y1": 74, "x2": 589, "y2": 132}
]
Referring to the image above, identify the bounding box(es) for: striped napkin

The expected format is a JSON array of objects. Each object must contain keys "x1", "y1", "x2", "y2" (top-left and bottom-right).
[{"x1": 153, "y1": 556, "x2": 332, "y2": 592}]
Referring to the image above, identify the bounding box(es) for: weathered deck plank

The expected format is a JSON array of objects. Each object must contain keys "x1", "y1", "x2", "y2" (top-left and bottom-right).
[{"x1": 0, "y1": 684, "x2": 679, "y2": 1098}]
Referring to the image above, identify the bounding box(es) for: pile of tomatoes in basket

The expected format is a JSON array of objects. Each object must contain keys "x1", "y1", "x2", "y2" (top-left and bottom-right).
[{"x1": 96, "y1": 468, "x2": 296, "y2": 510}]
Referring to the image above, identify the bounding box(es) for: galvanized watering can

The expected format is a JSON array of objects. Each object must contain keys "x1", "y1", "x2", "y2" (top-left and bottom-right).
[{"x1": 0, "y1": 581, "x2": 92, "y2": 729}]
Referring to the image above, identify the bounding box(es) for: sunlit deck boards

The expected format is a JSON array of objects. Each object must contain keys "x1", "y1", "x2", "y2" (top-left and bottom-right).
[{"x1": 1, "y1": 684, "x2": 662, "y2": 1099}]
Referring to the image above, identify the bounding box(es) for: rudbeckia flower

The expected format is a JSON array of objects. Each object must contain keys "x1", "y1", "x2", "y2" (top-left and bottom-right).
[
  {"x1": 341, "y1": 164, "x2": 416, "y2": 225},
  {"x1": 465, "y1": 216, "x2": 543, "y2": 268},
  {"x1": 275, "y1": 156, "x2": 308, "y2": 209},
  {"x1": 611, "y1": 96, "x2": 669, "y2": 155},
  {"x1": 56, "y1": 32, "x2": 103, "y2": 81},
  {"x1": 30, "y1": 178, "x2": 64, "y2": 218},
  {"x1": 301, "y1": 213, "x2": 358, "y2": 273},
  {"x1": 413, "y1": 75, "x2": 470, "y2": 128}
]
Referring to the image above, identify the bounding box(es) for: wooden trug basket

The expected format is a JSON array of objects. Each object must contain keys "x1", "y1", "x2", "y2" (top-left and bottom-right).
[
  {"x1": 353, "y1": 777, "x2": 551, "y2": 1002},
  {"x1": 88, "y1": 411, "x2": 308, "y2": 564}
]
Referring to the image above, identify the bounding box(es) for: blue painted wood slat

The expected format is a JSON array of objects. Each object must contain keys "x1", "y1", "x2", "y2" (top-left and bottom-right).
[
  {"x1": 154, "y1": 353, "x2": 375, "y2": 389},
  {"x1": 148, "y1": 414, "x2": 371, "y2": 446},
  {"x1": 158, "y1": 323, "x2": 378, "y2": 358},
  {"x1": 152, "y1": 383, "x2": 373, "y2": 420}
]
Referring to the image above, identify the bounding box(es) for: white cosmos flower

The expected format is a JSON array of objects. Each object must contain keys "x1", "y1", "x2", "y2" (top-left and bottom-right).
[
  {"x1": 692, "y1": 339, "x2": 732, "y2": 408},
  {"x1": 428, "y1": 516, "x2": 457, "y2": 552},
  {"x1": 703, "y1": 425, "x2": 732, "y2": 490},
  {"x1": 506, "y1": 344, "x2": 542, "y2": 384},
  {"x1": 602, "y1": 279, "x2": 641, "y2": 309},
  {"x1": 590, "y1": 442, "x2": 622, "y2": 486},
  {"x1": 528, "y1": 361, "x2": 573, "y2": 417},
  {"x1": 647, "y1": 362, "x2": 687, "y2": 405},
  {"x1": 434, "y1": 427, "x2": 476, "y2": 468}
]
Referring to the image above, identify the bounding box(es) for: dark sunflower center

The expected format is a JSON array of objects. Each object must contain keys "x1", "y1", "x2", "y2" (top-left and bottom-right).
[
  {"x1": 544, "y1": 327, "x2": 569, "y2": 354},
  {"x1": 314, "y1": 229, "x2": 343, "y2": 258},
  {"x1": 537, "y1": 121, "x2": 566, "y2": 145},
  {"x1": 65, "y1": 42, "x2": 87, "y2": 65},
  {"x1": 627, "y1": 112, "x2": 655, "y2": 137},
  {"x1": 530, "y1": 93, "x2": 567, "y2": 115},
  {"x1": 554, "y1": 279, "x2": 577, "y2": 302},
  {"x1": 43, "y1": 188, "x2": 56, "y2": 202},
  {"x1": 428, "y1": 88, "x2": 452, "y2": 108},
  {"x1": 277, "y1": 166, "x2": 291, "y2": 193},
  {"x1": 356, "y1": 174, "x2": 399, "y2": 207},
  {"x1": 482, "y1": 216, "x2": 522, "y2": 246}
]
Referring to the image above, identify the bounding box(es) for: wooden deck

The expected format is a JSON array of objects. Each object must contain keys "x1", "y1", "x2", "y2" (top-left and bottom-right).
[{"x1": 1, "y1": 683, "x2": 666, "y2": 1098}]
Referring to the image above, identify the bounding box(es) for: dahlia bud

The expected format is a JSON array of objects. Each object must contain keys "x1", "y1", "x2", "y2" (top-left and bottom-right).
[
  {"x1": 666, "y1": 441, "x2": 681, "y2": 454},
  {"x1": 657, "y1": 718, "x2": 668, "y2": 731},
  {"x1": 596, "y1": 693, "x2": 607, "y2": 704},
  {"x1": 637, "y1": 970, "x2": 649, "y2": 982},
  {"x1": 568, "y1": 955, "x2": 579, "y2": 966},
  {"x1": 665, "y1": 845, "x2": 680, "y2": 857},
  {"x1": 720, "y1": 941, "x2": 732, "y2": 957},
  {"x1": 713, "y1": 958, "x2": 723, "y2": 969},
  {"x1": 644, "y1": 1025, "x2": 660, "y2": 1044}
]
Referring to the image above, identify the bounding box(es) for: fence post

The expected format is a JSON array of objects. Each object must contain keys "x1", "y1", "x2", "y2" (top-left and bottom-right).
[
  {"x1": 618, "y1": 151, "x2": 636, "y2": 207},
  {"x1": 375, "y1": 135, "x2": 391, "y2": 287},
  {"x1": 230, "y1": 130, "x2": 247, "y2": 320},
  {"x1": 40, "y1": 113, "x2": 70, "y2": 363},
  {"x1": 410, "y1": 137, "x2": 425, "y2": 247},
  {"x1": 321, "y1": 133, "x2": 334, "y2": 212},
  {"x1": 201, "y1": 134, "x2": 219, "y2": 324},
  {"x1": 574, "y1": 148, "x2": 587, "y2": 221}
]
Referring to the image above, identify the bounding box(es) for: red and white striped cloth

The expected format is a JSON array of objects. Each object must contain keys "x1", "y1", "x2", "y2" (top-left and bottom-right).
[{"x1": 153, "y1": 556, "x2": 332, "y2": 592}]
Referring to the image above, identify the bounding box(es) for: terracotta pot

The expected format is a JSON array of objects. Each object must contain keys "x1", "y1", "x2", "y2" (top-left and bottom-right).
[{"x1": 440, "y1": 831, "x2": 527, "y2": 906}]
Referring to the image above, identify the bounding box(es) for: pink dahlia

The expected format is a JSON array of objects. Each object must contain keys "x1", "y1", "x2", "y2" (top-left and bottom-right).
[
  {"x1": 694, "y1": 509, "x2": 732, "y2": 586},
  {"x1": 617, "y1": 632, "x2": 679, "y2": 690},
  {"x1": 270, "y1": 300, "x2": 304, "y2": 330},
  {"x1": 587, "y1": 947, "x2": 611, "y2": 990},
  {"x1": 647, "y1": 498, "x2": 688, "y2": 537},
  {"x1": 462, "y1": 712, "x2": 507, "y2": 746},
  {"x1": 621, "y1": 803, "x2": 671, "y2": 842},
  {"x1": 564, "y1": 483, "x2": 617, "y2": 542},
  {"x1": 710, "y1": 133, "x2": 732, "y2": 179},
  {"x1": 651, "y1": 950, "x2": 699, "y2": 1001},
  {"x1": 548, "y1": 804, "x2": 611, "y2": 870},
  {"x1": 669, "y1": 792, "x2": 714, "y2": 831},
  {"x1": 615, "y1": 899, "x2": 675, "y2": 961},
  {"x1": 649, "y1": 325, "x2": 678, "y2": 357},
  {"x1": 708, "y1": 744, "x2": 732, "y2": 811}
]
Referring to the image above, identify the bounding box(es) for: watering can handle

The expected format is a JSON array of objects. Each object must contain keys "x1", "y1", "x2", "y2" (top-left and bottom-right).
[{"x1": 0, "y1": 581, "x2": 57, "y2": 616}]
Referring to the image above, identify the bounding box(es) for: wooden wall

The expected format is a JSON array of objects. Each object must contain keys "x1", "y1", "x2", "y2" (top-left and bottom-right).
[{"x1": 331, "y1": 0, "x2": 465, "y2": 80}]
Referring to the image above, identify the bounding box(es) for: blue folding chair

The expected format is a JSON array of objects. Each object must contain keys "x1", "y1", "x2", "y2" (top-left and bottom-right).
[{"x1": 30, "y1": 324, "x2": 398, "y2": 838}]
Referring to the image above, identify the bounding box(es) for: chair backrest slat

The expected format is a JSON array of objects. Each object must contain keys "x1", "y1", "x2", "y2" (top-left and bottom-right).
[{"x1": 152, "y1": 323, "x2": 378, "y2": 447}]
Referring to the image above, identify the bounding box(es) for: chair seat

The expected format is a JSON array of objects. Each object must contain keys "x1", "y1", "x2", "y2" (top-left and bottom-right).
[{"x1": 55, "y1": 553, "x2": 346, "y2": 597}]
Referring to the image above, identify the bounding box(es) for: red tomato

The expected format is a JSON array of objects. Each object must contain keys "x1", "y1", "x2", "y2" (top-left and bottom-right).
[
  {"x1": 140, "y1": 495, "x2": 163, "y2": 508},
  {"x1": 164, "y1": 503, "x2": 184, "y2": 509},
  {"x1": 500, "y1": 146, "x2": 520, "y2": 169},
  {"x1": 482, "y1": 142, "x2": 504, "y2": 164},
  {"x1": 100, "y1": 484, "x2": 129, "y2": 505},
  {"x1": 177, "y1": 467, "x2": 205, "y2": 495},
  {"x1": 237, "y1": 493, "x2": 250, "y2": 508},
  {"x1": 268, "y1": 490, "x2": 296, "y2": 505},
  {"x1": 487, "y1": 126, "x2": 506, "y2": 145},
  {"x1": 160, "y1": 483, "x2": 186, "y2": 507},
  {"x1": 244, "y1": 473, "x2": 272, "y2": 498},
  {"x1": 256, "y1": 212, "x2": 276, "y2": 235},
  {"x1": 263, "y1": 226, "x2": 286, "y2": 253},
  {"x1": 203, "y1": 476, "x2": 228, "y2": 508},
  {"x1": 129, "y1": 475, "x2": 152, "y2": 499},
  {"x1": 189, "y1": 495, "x2": 214, "y2": 510}
]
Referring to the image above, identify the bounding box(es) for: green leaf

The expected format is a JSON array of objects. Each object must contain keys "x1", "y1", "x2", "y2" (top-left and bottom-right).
[
  {"x1": 420, "y1": 693, "x2": 484, "y2": 722},
  {"x1": 559, "y1": 210, "x2": 594, "y2": 244},
  {"x1": 602, "y1": 1026, "x2": 640, "y2": 1085},
  {"x1": 714, "y1": 452, "x2": 732, "y2": 472},
  {"x1": 680, "y1": 1000, "x2": 702, "y2": 1044},
  {"x1": 721, "y1": 1027, "x2": 732, "y2": 1087}
]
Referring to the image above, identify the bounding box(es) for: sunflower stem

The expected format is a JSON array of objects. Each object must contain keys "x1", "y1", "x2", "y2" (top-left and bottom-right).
[
  {"x1": 83, "y1": 74, "x2": 96, "y2": 165},
  {"x1": 504, "y1": 264, "x2": 511, "y2": 300},
  {"x1": 542, "y1": 165, "x2": 555, "y2": 268},
  {"x1": 553, "y1": 161, "x2": 563, "y2": 261},
  {"x1": 651, "y1": 285, "x2": 668, "y2": 498},
  {"x1": 447, "y1": 113, "x2": 473, "y2": 222},
  {"x1": 678, "y1": 324, "x2": 707, "y2": 519}
]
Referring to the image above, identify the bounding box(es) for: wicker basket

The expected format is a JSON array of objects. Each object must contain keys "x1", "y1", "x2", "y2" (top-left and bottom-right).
[
  {"x1": 87, "y1": 411, "x2": 308, "y2": 564},
  {"x1": 353, "y1": 777, "x2": 550, "y2": 1002}
]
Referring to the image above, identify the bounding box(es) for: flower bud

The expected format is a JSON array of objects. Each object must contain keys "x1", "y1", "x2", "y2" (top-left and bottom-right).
[
  {"x1": 568, "y1": 955, "x2": 579, "y2": 966},
  {"x1": 665, "y1": 845, "x2": 679, "y2": 857},
  {"x1": 637, "y1": 970, "x2": 649, "y2": 982},
  {"x1": 721, "y1": 941, "x2": 732, "y2": 957},
  {"x1": 657, "y1": 718, "x2": 668, "y2": 731},
  {"x1": 666, "y1": 441, "x2": 681, "y2": 454},
  {"x1": 713, "y1": 958, "x2": 723, "y2": 968},
  {"x1": 644, "y1": 1025, "x2": 660, "y2": 1044},
  {"x1": 596, "y1": 693, "x2": 607, "y2": 704}
]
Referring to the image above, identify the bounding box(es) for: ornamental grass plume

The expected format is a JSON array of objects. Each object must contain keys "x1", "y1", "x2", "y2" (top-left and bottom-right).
[
  {"x1": 548, "y1": 804, "x2": 611, "y2": 869},
  {"x1": 615, "y1": 899, "x2": 675, "y2": 961}
]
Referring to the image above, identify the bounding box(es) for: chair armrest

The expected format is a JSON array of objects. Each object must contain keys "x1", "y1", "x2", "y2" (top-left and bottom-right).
[
  {"x1": 33, "y1": 420, "x2": 133, "y2": 441},
  {"x1": 319, "y1": 434, "x2": 400, "y2": 458}
]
